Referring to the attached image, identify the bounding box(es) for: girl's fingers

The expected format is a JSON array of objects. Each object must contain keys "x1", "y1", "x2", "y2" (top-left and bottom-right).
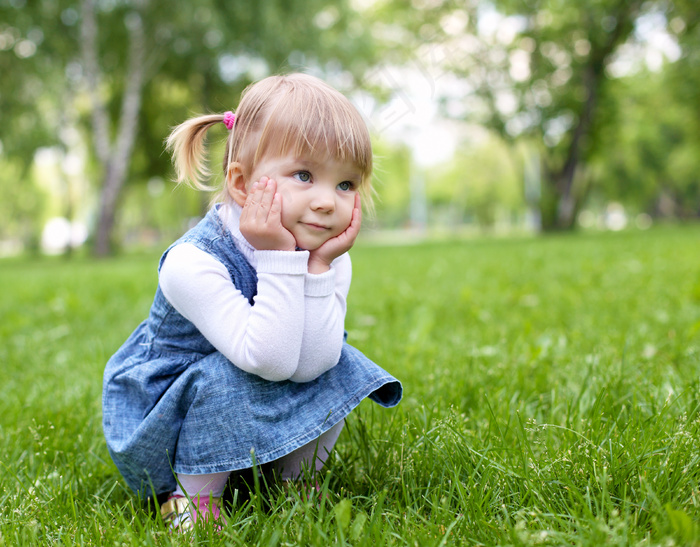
[
  {"x1": 243, "y1": 181, "x2": 260, "y2": 211},
  {"x1": 342, "y1": 194, "x2": 362, "y2": 240},
  {"x1": 248, "y1": 179, "x2": 268, "y2": 222},
  {"x1": 241, "y1": 179, "x2": 265, "y2": 229},
  {"x1": 269, "y1": 192, "x2": 283, "y2": 222},
  {"x1": 240, "y1": 176, "x2": 295, "y2": 251},
  {"x1": 239, "y1": 188, "x2": 253, "y2": 224},
  {"x1": 353, "y1": 193, "x2": 362, "y2": 230},
  {"x1": 258, "y1": 179, "x2": 276, "y2": 222}
]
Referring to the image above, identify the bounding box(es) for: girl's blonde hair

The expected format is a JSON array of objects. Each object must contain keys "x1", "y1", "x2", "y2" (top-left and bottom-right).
[{"x1": 165, "y1": 73, "x2": 373, "y2": 207}]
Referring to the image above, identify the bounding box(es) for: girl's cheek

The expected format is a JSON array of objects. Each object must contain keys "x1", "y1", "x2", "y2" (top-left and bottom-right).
[{"x1": 277, "y1": 184, "x2": 295, "y2": 207}]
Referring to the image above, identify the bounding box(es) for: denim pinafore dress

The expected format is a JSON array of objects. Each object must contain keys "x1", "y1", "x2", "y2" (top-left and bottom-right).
[{"x1": 102, "y1": 205, "x2": 402, "y2": 497}]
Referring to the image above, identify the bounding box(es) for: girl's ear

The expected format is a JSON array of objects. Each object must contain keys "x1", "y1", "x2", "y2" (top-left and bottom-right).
[{"x1": 226, "y1": 162, "x2": 248, "y2": 206}]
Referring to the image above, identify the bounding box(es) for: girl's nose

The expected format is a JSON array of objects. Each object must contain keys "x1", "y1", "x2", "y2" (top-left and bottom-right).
[{"x1": 311, "y1": 188, "x2": 335, "y2": 213}]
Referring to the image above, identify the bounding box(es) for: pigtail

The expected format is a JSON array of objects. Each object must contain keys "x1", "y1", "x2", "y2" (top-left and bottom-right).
[{"x1": 165, "y1": 114, "x2": 225, "y2": 191}]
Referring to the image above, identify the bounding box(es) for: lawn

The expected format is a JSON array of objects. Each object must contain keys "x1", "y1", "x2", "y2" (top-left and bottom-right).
[{"x1": 1, "y1": 225, "x2": 699, "y2": 545}]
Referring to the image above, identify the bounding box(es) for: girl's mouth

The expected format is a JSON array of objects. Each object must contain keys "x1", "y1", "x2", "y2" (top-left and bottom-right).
[{"x1": 302, "y1": 222, "x2": 330, "y2": 231}]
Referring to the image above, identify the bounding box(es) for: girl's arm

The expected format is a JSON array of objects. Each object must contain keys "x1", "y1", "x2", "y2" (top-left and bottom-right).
[
  {"x1": 287, "y1": 195, "x2": 359, "y2": 382},
  {"x1": 159, "y1": 243, "x2": 308, "y2": 381},
  {"x1": 289, "y1": 253, "x2": 352, "y2": 382}
]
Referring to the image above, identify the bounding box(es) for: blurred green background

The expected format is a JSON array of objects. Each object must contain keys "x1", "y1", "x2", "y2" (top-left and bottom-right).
[{"x1": 1, "y1": 0, "x2": 698, "y2": 257}]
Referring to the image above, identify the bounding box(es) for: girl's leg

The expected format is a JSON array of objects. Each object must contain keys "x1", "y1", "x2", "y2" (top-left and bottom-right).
[
  {"x1": 173, "y1": 471, "x2": 231, "y2": 498},
  {"x1": 273, "y1": 419, "x2": 344, "y2": 481}
]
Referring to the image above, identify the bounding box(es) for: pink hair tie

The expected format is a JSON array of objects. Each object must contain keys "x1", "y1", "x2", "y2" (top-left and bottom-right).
[{"x1": 223, "y1": 111, "x2": 236, "y2": 130}]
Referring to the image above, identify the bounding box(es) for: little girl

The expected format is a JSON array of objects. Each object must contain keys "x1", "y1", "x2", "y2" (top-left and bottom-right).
[{"x1": 102, "y1": 73, "x2": 402, "y2": 531}]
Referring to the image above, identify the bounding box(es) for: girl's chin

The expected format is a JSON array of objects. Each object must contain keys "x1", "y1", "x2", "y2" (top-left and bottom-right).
[{"x1": 293, "y1": 237, "x2": 328, "y2": 252}]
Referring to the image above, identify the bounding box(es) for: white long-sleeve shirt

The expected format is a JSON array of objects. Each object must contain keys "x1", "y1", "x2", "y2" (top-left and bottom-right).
[{"x1": 158, "y1": 203, "x2": 351, "y2": 383}]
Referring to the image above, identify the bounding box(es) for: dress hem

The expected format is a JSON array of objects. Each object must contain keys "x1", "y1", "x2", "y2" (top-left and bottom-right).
[{"x1": 171, "y1": 375, "x2": 400, "y2": 476}]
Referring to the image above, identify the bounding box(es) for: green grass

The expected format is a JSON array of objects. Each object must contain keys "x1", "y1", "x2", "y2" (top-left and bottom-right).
[{"x1": 1, "y1": 226, "x2": 700, "y2": 545}]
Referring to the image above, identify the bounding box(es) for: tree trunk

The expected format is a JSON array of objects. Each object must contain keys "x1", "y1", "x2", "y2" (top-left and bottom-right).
[
  {"x1": 539, "y1": 0, "x2": 642, "y2": 230},
  {"x1": 537, "y1": 54, "x2": 604, "y2": 231},
  {"x1": 94, "y1": 163, "x2": 124, "y2": 256},
  {"x1": 549, "y1": 64, "x2": 598, "y2": 230},
  {"x1": 81, "y1": 0, "x2": 146, "y2": 256}
]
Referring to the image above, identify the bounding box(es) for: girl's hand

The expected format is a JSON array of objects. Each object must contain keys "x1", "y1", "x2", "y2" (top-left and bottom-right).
[
  {"x1": 239, "y1": 177, "x2": 296, "y2": 251},
  {"x1": 308, "y1": 193, "x2": 362, "y2": 273}
]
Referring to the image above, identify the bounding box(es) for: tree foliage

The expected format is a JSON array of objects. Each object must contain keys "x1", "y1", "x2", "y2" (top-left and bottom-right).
[
  {"x1": 426, "y1": 135, "x2": 522, "y2": 228},
  {"x1": 590, "y1": 67, "x2": 700, "y2": 217},
  {"x1": 376, "y1": 0, "x2": 699, "y2": 229},
  {"x1": 2, "y1": 0, "x2": 700, "y2": 252},
  {"x1": 1, "y1": 0, "x2": 382, "y2": 254}
]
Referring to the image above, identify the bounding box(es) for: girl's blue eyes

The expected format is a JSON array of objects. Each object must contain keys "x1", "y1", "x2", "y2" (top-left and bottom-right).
[{"x1": 293, "y1": 171, "x2": 355, "y2": 191}]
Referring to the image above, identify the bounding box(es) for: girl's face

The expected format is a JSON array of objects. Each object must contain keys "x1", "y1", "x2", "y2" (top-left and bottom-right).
[{"x1": 235, "y1": 153, "x2": 362, "y2": 251}]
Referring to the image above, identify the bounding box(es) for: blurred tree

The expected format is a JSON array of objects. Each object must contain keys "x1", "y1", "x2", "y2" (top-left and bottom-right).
[
  {"x1": 379, "y1": 0, "x2": 696, "y2": 230},
  {"x1": 580, "y1": 0, "x2": 700, "y2": 219},
  {"x1": 590, "y1": 67, "x2": 700, "y2": 218},
  {"x1": 1, "y1": 0, "x2": 382, "y2": 255},
  {"x1": 425, "y1": 135, "x2": 522, "y2": 228},
  {"x1": 662, "y1": 0, "x2": 700, "y2": 216},
  {"x1": 0, "y1": 1, "x2": 70, "y2": 252},
  {"x1": 371, "y1": 139, "x2": 413, "y2": 228},
  {"x1": 0, "y1": 159, "x2": 46, "y2": 253},
  {"x1": 0, "y1": 1, "x2": 70, "y2": 162},
  {"x1": 471, "y1": 0, "x2": 643, "y2": 230}
]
